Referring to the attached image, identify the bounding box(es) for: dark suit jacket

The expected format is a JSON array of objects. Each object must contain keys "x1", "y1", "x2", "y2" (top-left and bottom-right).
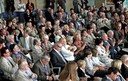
[
  {"x1": 121, "y1": 64, "x2": 128, "y2": 80},
  {"x1": 49, "y1": 49, "x2": 67, "y2": 69},
  {"x1": 5, "y1": 0, "x2": 15, "y2": 12},
  {"x1": 77, "y1": 68, "x2": 86, "y2": 77},
  {"x1": 32, "y1": 60, "x2": 52, "y2": 81}
]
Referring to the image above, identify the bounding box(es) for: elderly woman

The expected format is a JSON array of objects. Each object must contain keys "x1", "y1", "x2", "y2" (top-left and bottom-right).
[
  {"x1": 31, "y1": 38, "x2": 44, "y2": 63},
  {"x1": 121, "y1": 54, "x2": 128, "y2": 81}
]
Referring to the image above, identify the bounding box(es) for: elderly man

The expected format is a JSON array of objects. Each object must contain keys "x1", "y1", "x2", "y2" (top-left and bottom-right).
[{"x1": 32, "y1": 55, "x2": 58, "y2": 81}]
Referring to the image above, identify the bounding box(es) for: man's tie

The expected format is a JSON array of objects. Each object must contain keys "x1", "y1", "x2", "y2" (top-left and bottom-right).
[
  {"x1": 59, "y1": 52, "x2": 67, "y2": 64},
  {"x1": 7, "y1": 58, "x2": 14, "y2": 67},
  {"x1": 44, "y1": 65, "x2": 49, "y2": 75}
]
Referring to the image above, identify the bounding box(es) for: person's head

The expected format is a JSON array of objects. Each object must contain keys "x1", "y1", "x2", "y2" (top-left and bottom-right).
[
  {"x1": 1, "y1": 47, "x2": 10, "y2": 57},
  {"x1": 19, "y1": 60, "x2": 29, "y2": 70},
  {"x1": 40, "y1": 17, "x2": 46, "y2": 23},
  {"x1": 26, "y1": 22, "x2": 32, "y2": 27},
  {"x1": 116, "y1": 22, "x2": 122, "y2": 30},
  {"x1": 18, "y1": 23, "x2": 24, "y2": 29},
  {"x1": 81, "y1": 29, "x2": 87, "y2": 37},
  {"x1": 121, "y1": 54, "x2": 128, "y2": 65},
  {"x1": 68, "y1": 22, "x2": 74, "y2": 28},
  {"x1": 107, "y1": 30, "x2": 114, "y2": 39},
  {"x1": 33, "y1": 38, "x2": 41, "y2": 46},
  {"x1": 70, "y1": 8, "x2": 75, "y2": 14},
  {"x1": 66, "y1": 36, "x2": 73, "y2": 45},
  {"x1": 59, "y1": 37, "x2": 67, "y2": 46},
  {"x1": 24, "y1": 29, "x2": 29, "y2": 37},
  {"x1": 15, "y1": 29, "x2": 20, "y2": 36},
  {"x1": 42, "y1": 34, "x2": 49, "y2": 42},
  {"x1": 107, "y1": 67, "x2": 120, "y2": 81},
  {"x1": 101, "y1": 12, "x2": 106, "y2": 18},
  {"x1": 41, "y1": 55, "x2": 50, "y2": 65},
  {"x1": 7, "y1": 35, "x2": 15, "y2": 43},
  {"x1": 84, "y1": 49, "x2": 92, "y2": 58},
  {"x1": 46, "y1": 21, "x2": 52, "y2": 28},
  {"x1": 120, "y1": 14, "x2": 125, "y2": 21},
  {"x1": 63, "y1": 25, "x2": 69, "y2": 32},
  {"x1": 101, "y1": 33, "x2": 108, "y2": 41},
  {"x1": 87, "y1": 22, "x2": 94, "y2": 34},
  {"x1": 73, "y1": 32, "x2": 81, "y2": 41},
  {"x1": 111, "y1": 60, "x2": 122, "y2": 70},
  {"x1": 0, "y1": 28, "x2": 7, "y2": 36},
  {"x1": 55, "y1": 28, "x2": 62, "y2": 35},
  {"x1": 77, "y1": 60, "x2": 86, "y2": 69},
  {"x1": 71, "y1": 13, "x2": 77, "y2": 20},
  {"x1": 92, "y1": 48, "x2": 98, "y2": 57},
  {"x1": 59, "y1": 61, "x2": 78, "y2": 81},
  {"x1": 95, "y1": 38, "x2": 103, "y2": 46},
  {"x1": 54, "y1": 19, "x2": 60, "y2": 26},
  {"x1": 10, "y1": 44, "x2": 20, "y2": 53},
  {"x1": 54, "y1": 42, "x2": 62, "y2": 51}
]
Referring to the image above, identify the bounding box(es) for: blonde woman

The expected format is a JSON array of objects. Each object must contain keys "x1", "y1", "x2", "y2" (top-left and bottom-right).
[
  {"x1": 111, "y1": 60, "x2": 126, "y2": 81},
  {"x1": 59, "y1": 61, "x2": 79, "y2": 81}
]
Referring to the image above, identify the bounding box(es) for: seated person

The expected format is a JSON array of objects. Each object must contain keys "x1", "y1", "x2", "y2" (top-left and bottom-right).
[
  {"x1": 102, "y1": 67, "x2": 120, "y2": 81},
  {"x1": 15, "y1": 60, "x2": 37, "y2": 81},
  {"x1": 32, "y1": 55, "x2": 58, "y2": 81},
  {"x1": 77, "y1": 60, "x2": 90, "y2": 81}
]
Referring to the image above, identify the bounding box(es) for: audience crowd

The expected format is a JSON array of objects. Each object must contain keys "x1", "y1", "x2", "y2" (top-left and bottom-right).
[{"x1": 0, "y1": 0, "x2": 128, "y2": 81}]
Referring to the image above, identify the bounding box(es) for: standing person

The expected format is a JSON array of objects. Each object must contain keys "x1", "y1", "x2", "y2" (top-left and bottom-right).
[
  {"x1": 26, "y1": 0, "x2": 34, "y2": 12},
  {"x1": 5, "y1": 0, "x2": 15, "y2": 19},
  {"x1": 46, "y1": 0, "x2": 55, "y2": 9},
  {"x1": 59, "y1": 61, "x2": 79, "y2": 81},
  {"x1": 17, "y1": 0, "x2": 25, "y2": 23},
  {"x1": 113, "y1": 0, "x2": 125, "y2": 9},
  {"x1": 57, "y1": 0, "x2": 66, "y2": 11},
  {"x1": 0, "y1": 0, "x2": 5, "y2": 19}
]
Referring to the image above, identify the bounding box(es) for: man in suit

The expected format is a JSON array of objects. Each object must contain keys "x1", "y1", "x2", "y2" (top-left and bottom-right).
[
  {"x1": 18, "y1": 29, "x2": 34, "y2": 59},
  {"x1": 0, "y1": 47, "x2": 21, "y2": 81},
  {"x1": 102, "y1": 67, "x2": 120, "y2": 81},
  {"x1": 49, "y1": 42, "x2": 67, "y2": 70},
  {"x1": 15, "y1": 60, "x2": 37, "y2": 81},
  {"x1": 32, "y1": 55, "x2": 54, "y2": 81}
]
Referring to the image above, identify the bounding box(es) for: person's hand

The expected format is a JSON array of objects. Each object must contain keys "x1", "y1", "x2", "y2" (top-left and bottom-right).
[{"x1": 31, "y1": 73, "x2": 37, "y2": 78}]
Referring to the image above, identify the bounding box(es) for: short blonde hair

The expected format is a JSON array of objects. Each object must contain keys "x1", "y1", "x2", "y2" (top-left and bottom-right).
[
  {"x1": 77, "y1": 60, "x2": 86, "y2": 67},
  {"x1": 111, "y1": 60, "x2": 122, "y2": 70}
]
